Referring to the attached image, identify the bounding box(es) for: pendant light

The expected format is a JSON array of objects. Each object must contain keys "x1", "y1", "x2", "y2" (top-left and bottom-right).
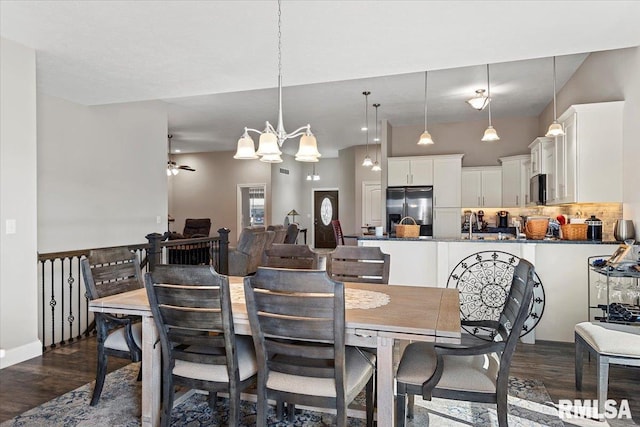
[
  {"x1": 306, "y1": 163, "x2": 320, "y2": 181},
  {"x1": 481, "y1": 64, "x2": 500, "y2": 142},
  {"x1": 372, "y1": 103, "x2": 382, "y2": 171},
  {"x1": 546, "y1": 56, "x2": 565, "y2": 137},
  {"x1": 361, "y1": 91, "x2": 373, "y2": 167},
  {"x1": 466, "y1": 89, "x2": 489, "y2": 111},
  {"x1": 418, "y1": 71, "x2": 434, "y2": 145},
  {"x1": 234, "y1": 0, "x2": 320, "y2": 163}
]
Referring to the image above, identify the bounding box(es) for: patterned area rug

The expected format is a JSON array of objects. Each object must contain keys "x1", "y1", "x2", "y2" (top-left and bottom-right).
[{"x1": 2, "y1": 362, "x2": 571, "y2": 426}]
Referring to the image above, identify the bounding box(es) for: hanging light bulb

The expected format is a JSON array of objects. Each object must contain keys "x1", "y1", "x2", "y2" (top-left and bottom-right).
[
  {"x1": 361, "y1": 91, "x2": 373, "y2": 167},
  {"x1": 481, "y1": 64, "x2": 500, "y2": 142},
  {"x1": 372, "y1": 103, "x2": 382, "y2": 172},
  {"x1": 546, "y1": 56, "x2": 565, "y2": 137},
  {"x1": 418, "y1": 70, "x2": 435, "y2": 145}
]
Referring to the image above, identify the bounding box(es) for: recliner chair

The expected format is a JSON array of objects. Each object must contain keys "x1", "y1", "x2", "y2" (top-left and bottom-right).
[{"x1": 228, "y1": 226, "x2": 269, "y2": 276}]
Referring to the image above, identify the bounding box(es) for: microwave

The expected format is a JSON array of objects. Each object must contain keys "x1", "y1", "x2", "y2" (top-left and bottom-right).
[{"x1": 530, "y1": 174, "x2": 547, "y2": 205}]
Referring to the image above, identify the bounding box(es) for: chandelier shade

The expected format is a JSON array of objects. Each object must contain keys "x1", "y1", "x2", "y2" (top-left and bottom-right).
[
  {"x1": 418, "y1": 131, "x2": 434, "y2": 145},
  {"x1": 467, "y1": 89, "x2": 489, "y2": 110},
  {"x1": 234, "y1": 0, "x2": 320, "y2": 163}
]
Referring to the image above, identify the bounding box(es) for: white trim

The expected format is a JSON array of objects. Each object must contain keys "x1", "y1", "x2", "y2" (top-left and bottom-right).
[
  {"x1": 0, "y1": 340, "x2": 42, "y2": 369},
  {"x1": 311, "y1": 187, "x2": 339, "y2": 248},
  {"x1": 236, "y1": 183, "x2": 267, "y2": 242}
]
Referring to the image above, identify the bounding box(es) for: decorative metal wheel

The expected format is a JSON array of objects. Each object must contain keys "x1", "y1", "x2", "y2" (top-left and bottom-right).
[{"x1": 447, "y1": 251, "x2": 545, "y2": 340}]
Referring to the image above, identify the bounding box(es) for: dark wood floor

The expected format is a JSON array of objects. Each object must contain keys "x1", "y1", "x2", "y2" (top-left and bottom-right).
[{"x1": 1, "y1": 338, "x2": 638, "y2": 423}]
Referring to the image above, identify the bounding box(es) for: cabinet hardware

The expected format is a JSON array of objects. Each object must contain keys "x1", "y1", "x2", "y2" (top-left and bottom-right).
[{"x1": 516, "y1": 195, "x2": 519, "y2": 205}]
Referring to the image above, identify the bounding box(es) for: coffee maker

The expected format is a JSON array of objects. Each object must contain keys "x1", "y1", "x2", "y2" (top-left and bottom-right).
[{"x1": 497, "y1": 210, "x2": 510, "y2": 228}]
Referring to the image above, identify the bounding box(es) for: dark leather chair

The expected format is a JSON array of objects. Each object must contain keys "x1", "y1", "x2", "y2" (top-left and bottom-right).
[
  {"x1": 244, "y1": 267, "x2": 375, "y2": 427},
  {"x1": 182, "y1": 218, "x2": 211, "y2": 238},
  {"x1": 166, "y1": 218, "x2": 212, "y2": 265},
  {"x1": 283, "y1": 223, "x2": 299, "y2": 244},
  {"x1": 145, "y1": 265, "x2": 257, "y2": 427},
  {"x1": 395, "y1": 259, "x2": 536, "y2": 427},
  {"x1": 331, "y1": 220, "x2": 345, "y2": 246},
  {"x1": 81, "y1": 247, "x2": 143, "y2": 406}
]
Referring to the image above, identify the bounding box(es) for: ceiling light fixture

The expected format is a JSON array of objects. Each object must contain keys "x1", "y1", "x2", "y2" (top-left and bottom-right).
[
  {"x1": 306, "y1": 163, "x2": 320, "y2": 181},
  {"x1": 466, "y1": 89, "x2": 490, "y2": 111},
  {"x1": 167, "y1": 134, "x2": 195, "y2": 176},
  {"x1": 546, "y1": 56, "x2": 565, "y2": 137},
  {"x1": 481, "y1": 64, "x2": 500, "y2": 142},
  {"x1": 418, "y1": 70, "x2": 435, "y2": 145},
  {"x1": 372, "y1": 103, "x2": 382, "y2": 172},
  {"x1": 362, "y1": 91, "x2": 373, "y2": 167},
  {"x1": 234, "y1": 0, "x2": 320, "y2": 163}
]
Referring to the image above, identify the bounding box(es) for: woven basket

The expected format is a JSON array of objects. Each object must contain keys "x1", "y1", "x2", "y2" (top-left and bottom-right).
[
  {"x1": 395, "y1": 216, "x2": 420, "y2": 238},
  {"x1": 561, "y1": 223, "x2": 588, "y2": 240},
  {"x1": 524, "y1": 218, "x2": 549, "y2": 240}
]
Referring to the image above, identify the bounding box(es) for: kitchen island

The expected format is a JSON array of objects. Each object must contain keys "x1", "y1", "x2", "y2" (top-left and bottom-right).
[{"x1": 358, "y1": 235, "x2": 622, "y2": 342}]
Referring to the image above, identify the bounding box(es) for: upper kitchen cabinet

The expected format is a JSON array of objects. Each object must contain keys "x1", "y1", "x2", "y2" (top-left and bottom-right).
[
  {"x1": 553, "y1": 101, "x2": 624, "y2": 204},
  {"x1": 461, "y1": 167, "x2": 502, "y2": 208},
  {"x1": 528, "y1": 137, "x2": 556, "y2": 202},
  {"x1": 433, "y1": 154, "x2": 463, "y2": 208},
  {"x1": 387, "y1": 157, "x2": 433, "y2": 186},
  {"x1": 499, "y1": 155, "x2": 531, "y2": 207}
]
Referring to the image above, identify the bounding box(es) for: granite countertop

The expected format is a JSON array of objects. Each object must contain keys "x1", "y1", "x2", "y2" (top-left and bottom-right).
[{"x1": 356, "y1": 235, "x2": 620, "y2": 244}]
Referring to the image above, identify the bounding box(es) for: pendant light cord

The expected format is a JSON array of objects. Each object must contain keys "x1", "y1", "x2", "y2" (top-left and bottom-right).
[
  {"x1": 364, "y1": 91, "x2": 370, "y2": 155},
  {"x1": 374, "y1": 103, "x2": 380, "y2": 162},
  {"x1": 424, "y1": 71, "x2": 428, "y2": 131},
  {"x1": 552, "y1": 56, "x2": 557, "y2": 120},
  {"x1": 486, "y1": 64, "x2": 492, "y2": 126}
]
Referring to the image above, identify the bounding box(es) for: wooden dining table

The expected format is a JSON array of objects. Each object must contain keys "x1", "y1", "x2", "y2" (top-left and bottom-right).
[{"x1": 89, "y1": 275, "x2": 461, "y2": 427}]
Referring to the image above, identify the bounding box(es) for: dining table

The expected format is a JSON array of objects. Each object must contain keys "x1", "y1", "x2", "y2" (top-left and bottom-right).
[{"x1": 89, "y1": 275, "x2": 461, "y2": 427}]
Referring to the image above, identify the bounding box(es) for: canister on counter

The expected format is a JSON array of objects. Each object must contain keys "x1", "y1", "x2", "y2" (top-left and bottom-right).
[{"x1": 586, "y1": 215, "x2": 603, "y2": 241}]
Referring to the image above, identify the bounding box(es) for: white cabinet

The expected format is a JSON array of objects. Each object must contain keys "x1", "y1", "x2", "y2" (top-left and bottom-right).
[
  {"x1": 499, "y1": 155, "x2": 531, "y2": 207},
  {"x1": 554, "y1": 101, "x2": 623, "y2": 204},
  {"x1": 433, "y1": 155, "x2": 463, "y2": 207},
  {"x1": 528, "y1": 137, "x2": 555, "y2": 203},
  {"x1": 387, "y1": 157, "x2": 433, "y2": 186},
  {"x1": 460, "y1": 167, "x2": 502, "y2": 208},
  {"x1": 433, "y1": 208, "x2": 462, "y2": 238}
]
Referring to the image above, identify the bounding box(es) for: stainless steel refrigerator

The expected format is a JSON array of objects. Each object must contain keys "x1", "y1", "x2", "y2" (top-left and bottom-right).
[{"x1": 386, "y1": 186, "x2": 433, "y2": 237}]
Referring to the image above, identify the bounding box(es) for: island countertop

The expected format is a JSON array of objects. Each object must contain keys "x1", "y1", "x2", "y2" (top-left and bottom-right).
[{"x1": 354, "y1": 235, "x2": 620, "y2": 244}]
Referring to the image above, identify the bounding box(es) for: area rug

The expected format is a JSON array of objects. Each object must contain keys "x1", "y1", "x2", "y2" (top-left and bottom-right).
[{"x1": 2, "y1": 362, "x2": 574, "y2": 426}]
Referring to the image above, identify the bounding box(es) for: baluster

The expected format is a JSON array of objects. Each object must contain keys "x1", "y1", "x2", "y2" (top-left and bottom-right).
[{"x1": 49, "y1": 259, "x2": 57, "y2": 349}]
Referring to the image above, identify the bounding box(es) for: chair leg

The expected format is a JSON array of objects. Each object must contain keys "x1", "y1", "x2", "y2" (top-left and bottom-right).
[
  {"x1": 276, "y1": 401, "x2": 284, "y2": 420},
  {"x1": 228, "y1": 386, "x2": 239, "y2": 427},
  {"x1": 496, "y1": 388, "x2": 508, "y2": 427},
  {"x1": 366, "y1": 376, "x2": 374, "y2": 427},
  {"x1": 575, "y1": 336, "x2": 584, "y2": 391},
  {"x1": 287, "y1": 403, "x2": 296, "y2": 423},
  {"x1": 90, "y1": 346, "x2": 107, "y2": 406},
  {"x1": 596, "y1": 355, "x2": 609, "y2": 417},
  {"x1": 396, "y1": 392, "x2": 406, "y2": 427},
  {"x1": 161, "y1": 377, "x2": 175, "y2": 427},
  {"x1": 256, "y1": 388, "x2": 267, "y2": 427},
  {"x1": 407, "y1": 394, "x2": 414, "y2": 419},
  {"x1": 207, "y1": 391, "x2": 218, "y2": 410}
]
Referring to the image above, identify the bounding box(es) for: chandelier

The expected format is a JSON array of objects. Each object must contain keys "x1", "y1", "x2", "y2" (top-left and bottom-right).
[
  {"x1": 466, "y1": 89, "x2": 490, "y2": 111},
  {"x1": 234, "y1": 0, "x2": 320, "y2": 163}
]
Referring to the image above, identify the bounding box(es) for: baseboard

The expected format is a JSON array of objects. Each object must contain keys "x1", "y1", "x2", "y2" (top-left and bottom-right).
[{"x1": 0, "y1": 340, "x2": 42, "y2": 369}]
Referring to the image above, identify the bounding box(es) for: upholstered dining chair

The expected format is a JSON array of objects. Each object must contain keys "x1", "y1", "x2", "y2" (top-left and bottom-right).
[
  {"x1": 81, "y1": 247, "x2": 143, "y2": 406},
  {"x1": 395, "y1": 259, "x2": 536, "y2": 427},
  {"x1": 145, "y1": 265, "x2": 257, "y2": 427},
  {"x1": 331, "y1": 219, "x2": 345, "y2": 246},
  {"x1": 263, "y1": 243, "x2": 320, "y2": 270},
  {"x1": 328, "y1": 245, "x2": 390, "y2": 284},
  {"x1": 244, "y1": 267, "x2": 375, "y2": 427}
]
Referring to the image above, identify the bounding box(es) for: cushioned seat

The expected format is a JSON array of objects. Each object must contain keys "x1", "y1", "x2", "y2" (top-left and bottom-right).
[
  {"x1": 575, "y1": 321, "x2": 640, "y2": 416},
  {"x1": 104, "y1": 322, "x2": 142, "y2": 352}
]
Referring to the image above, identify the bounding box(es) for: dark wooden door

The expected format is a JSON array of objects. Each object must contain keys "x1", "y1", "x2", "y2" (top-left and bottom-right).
[{"x1": 314, "y1": 190, "x2": 338, "y2": 248}]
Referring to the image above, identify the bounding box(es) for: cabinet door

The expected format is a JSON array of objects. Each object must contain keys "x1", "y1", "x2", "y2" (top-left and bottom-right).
[
  {"x1": 563, "y1": 112, "x2": 577, "y2": 203},
  {"x1": 409, "y1": 158, "x2": 434, "y2": 186},
  {"x1": 461, "y1": 169, "x2": 482, "y2": 207},
  {"x1": 501, "y1": 161, "x2": 521, "y2": 207},
  {"x1": 387, "y1": 159, "x2": 410, "y2": 186},
  {"x1": 433, "y1": 208, "x2": 462, "y2": 238},
  {"x1": 520, "y1": 160, "x2": 531, "y2": 206},
  {"x1": 530, "y1": 144, "x2": 541, "y2": 175},
  {"x1": 481, "y1": 168, "x2": 502, "y2": 207},
  {"x1": 543, "y1": 142, "x2": 556, "y2": 203},
  {"x1": 433, "y1": 158, "x2": 461, "y2": 207},
  {"x1": 555, "y1": 133, "x2": 566, "y2": 203}
]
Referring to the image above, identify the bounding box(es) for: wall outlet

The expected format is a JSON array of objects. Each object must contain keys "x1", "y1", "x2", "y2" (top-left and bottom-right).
[
  {"x1": 6, "y1": 219, "x2": 16, "y2": 234},
  {"x1": 156, "y1": 216, "x2": 162, "y2": 224}
]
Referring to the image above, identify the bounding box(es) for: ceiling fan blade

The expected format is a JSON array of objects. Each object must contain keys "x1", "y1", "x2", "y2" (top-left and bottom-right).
[
  {"x1": 178, "y1": 165, "x2": 196, "y2": 172},
  {"x1": 168, "y1": 160, "x2": 177, "y2": 166}
]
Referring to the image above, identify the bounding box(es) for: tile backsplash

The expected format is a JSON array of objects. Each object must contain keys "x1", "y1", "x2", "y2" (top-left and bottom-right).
[{"x1": 461, "y1": 203, "x2": 624, "y2": 241}]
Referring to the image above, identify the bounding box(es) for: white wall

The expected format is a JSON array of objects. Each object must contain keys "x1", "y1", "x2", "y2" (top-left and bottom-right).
[
  {"x1": 0, "y1": 38, "x2": 40, "y2": 368},
  {"x1": 37, "y1": 95, "x2": 168, "y2": 252},
  {"x1": 271, "y1": 155, "x2": 303, "y2": 229}
]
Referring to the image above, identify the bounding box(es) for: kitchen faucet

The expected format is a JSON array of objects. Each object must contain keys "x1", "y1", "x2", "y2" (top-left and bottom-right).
[{"x1": 469, "y1": 211, "x2": 478, "y2": 240}]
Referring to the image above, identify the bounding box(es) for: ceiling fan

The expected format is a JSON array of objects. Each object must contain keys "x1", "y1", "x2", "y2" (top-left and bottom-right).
[{"x1": 167, "y1": 134, "x2": 195, "y2": 176}]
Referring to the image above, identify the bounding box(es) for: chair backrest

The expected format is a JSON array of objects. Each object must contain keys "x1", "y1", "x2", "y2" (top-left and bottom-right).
[
  {"x1": 183, "y1": 218, "x2": 211, "y2": 238},
  {"x1": 283, "y1": 223, "x2": 299, "y2": 244},
  {"x1": 81, "y1": 247, "x2": 143, "y2": 299},
  {"x1": 496, "y1": 259, "x2": 535, "y2": 368},
  {"x1": 267, "y1": 224, "x2": 287, "y2": 244},
  {"x1": 235, "y1": 226, "x2": 269, "y2": 274},
  {"x1": 244, "y1": 267, "x2": 347, "y2": 400},
  {"x1": 328, "y1": 245, "x2": 390, "y2": 284},
  {"x1": 263, "y1": 244, "x2": 320, "y2": 269},
  {"x1": 144, "y1": 265, "x2": 240, "y2": 383},
  {"x1": 331, "y1": 220, "x2": 345, "y2": 246}
]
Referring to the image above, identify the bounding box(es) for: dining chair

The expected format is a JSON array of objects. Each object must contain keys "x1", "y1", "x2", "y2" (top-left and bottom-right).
[
  {"x1": 395, "y1": 258, "x2": 536, "y2": 427},
  {"x1": 331, "y1": 219, "x2": 345, "y2": 246},
  {"x1": 263, "y1": 243, "x2": 320, "y2": 269},
  {"x1": 81, "y1": 247, "x2": 143, "y2": 406},
  {"x1": 244, "y1": 267, "x2": 375, "y2": 427},
  {"x1": 145, "y1": 264, "x2": 257, "y2": 427},
  {"x1": 328, "y1": 245, "x2": 390, "y2": 284}
]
